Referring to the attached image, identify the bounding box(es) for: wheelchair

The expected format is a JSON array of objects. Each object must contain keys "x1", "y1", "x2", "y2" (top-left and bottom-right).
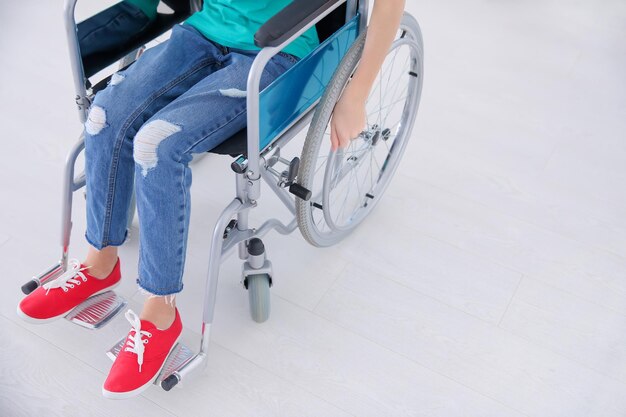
[{"x1": 21, "y1": 0, "x2": 423, "y2": 391}]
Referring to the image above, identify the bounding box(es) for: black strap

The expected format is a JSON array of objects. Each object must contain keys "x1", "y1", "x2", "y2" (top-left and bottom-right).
[{"x1": 254, "y1": 0, "x2": 344, "y2": 48}]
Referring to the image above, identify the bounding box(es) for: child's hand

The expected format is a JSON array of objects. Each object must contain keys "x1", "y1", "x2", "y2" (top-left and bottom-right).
[{"x1": 330, "y1": 83, "x2": 367, "y2": 151}]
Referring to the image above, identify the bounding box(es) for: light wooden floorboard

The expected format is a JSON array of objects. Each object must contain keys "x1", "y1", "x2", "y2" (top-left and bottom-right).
[
  {"x1": 0, "y1": 316, "x2": 175, "y2": 417},
  {"x1": 500, "y1": 278, "x2": 626, "y2": 385},
  {"x1": 314, "y1": 265, "x2": 626, "y2": 417}
]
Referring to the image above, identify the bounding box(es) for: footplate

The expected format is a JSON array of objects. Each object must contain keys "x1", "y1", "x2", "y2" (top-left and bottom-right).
[
  {"x1": 65, "y1": 291, "x2": 126, "y2": 329},
  {"x1": 106, "y1": 338, "x2": 195, "y2": 386}
]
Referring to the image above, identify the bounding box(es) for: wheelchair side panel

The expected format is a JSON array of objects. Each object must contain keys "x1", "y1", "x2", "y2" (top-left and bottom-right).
[{"x1": 258, "y1": 15, "x2": 360, "y2": 151}]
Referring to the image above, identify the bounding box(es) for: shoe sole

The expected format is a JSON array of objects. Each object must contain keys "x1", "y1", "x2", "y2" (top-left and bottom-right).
[
  {"x1": 101, "y1": 334, "x2": 182, "y2": 399},
  {"x1": 16, "y1": 281, "x2": 121, "y2": 324}
]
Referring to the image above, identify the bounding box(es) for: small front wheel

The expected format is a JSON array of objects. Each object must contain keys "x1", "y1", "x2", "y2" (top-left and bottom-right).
[{"x1": 246, "y1": 274, "x2": 271, "y2": 323}]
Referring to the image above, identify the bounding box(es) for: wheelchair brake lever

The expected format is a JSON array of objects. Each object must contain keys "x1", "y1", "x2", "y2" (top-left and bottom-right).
[{"x1": 286, "y1": 157, "x2": 300, "y2": 184}]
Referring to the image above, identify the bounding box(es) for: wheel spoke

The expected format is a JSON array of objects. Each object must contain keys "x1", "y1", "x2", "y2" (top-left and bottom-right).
[
  {"x1": 298, "y1": 29, "x2": 422, "y2": 245},
  {"x1": 380, "y1": 55, "x2": 410, "y2": 120},
  {"x1": 380, "y1": 47, "x2": 400, "y2": 109},
  {"x1": 382, "y1": 74, "x2": 408, "y2": 125},
  {"x1": 367, "y1": 94, "x2": 409, "y2": 118}
]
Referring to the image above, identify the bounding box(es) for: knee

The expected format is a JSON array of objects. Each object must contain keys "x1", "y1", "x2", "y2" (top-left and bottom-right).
[
  {"x1": 133, "y1": 119, "x2": 182, "y2": 177},
  {"x1": 84, "y1": 104, "x2": 108, "y2": 136},
  {"x1": 83, "y1": 76, "x2": 128, "y2": 137}
]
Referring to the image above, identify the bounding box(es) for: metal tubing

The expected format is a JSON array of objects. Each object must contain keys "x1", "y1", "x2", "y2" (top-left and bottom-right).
[
  {"x1": 33, "y1": 262, "x2": 65, "y2": 286},
  {"x1": 60, "y1": 136, "x2": 86, "y2": 270},
  {"x1": 202, "y1": 199, "x2": 246, "y2": 324},
  {"x1": 245, "y1": 0, "x2": 349, "y2": 201},
  {"x1": 235, "y1": 174, "x2": 250, "y2": 260},
  {"x1": 256, "y1": 218, "x2": 298, "y2": 237},
  {"x1": 265, "y1": 165, "x2": 283, "y2": 179},
  {"x1": 171, "y1": 352, "x2": 206, "y2": 382},
  {"x1": 259, "y1": 163, "x2": 296, "y2": 214},
  {"x1": 346, "y1": 0, "x2": 358, "y2": 23},
  {"x1": 246, "y1": 47, "x2": 277, "y2": 191},
  {"x1": 358, "y1": 0, "x2": 369, "y2": 30},
  {"x1": 63, "y1": 0, "x2": 88, "y2": 122},
  {"x1": 168, "y1": 322, "x2": 211, "y2": 383},
  {"x1": 200, "y1": 321, "x2": 210, "y2": 355},
  {"x1": 223, "y1": 229, "x2": 254, "y2": 259},
  {"x1": 73, "y1": 172, "x2": 86, "y2": 191}
]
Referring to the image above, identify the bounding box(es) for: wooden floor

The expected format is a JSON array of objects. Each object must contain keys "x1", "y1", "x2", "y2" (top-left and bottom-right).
[{"x1": 1, "y1": 0, "x2": 626, "y2": 416}]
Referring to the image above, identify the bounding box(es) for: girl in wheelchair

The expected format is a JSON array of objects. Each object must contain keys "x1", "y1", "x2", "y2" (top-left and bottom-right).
[{"x1": 17, "y1": 0, "x2": 406, "y2": 398}]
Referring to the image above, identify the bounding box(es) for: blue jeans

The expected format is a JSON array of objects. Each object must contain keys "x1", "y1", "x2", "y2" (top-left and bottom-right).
[
  {"x1": 84, "y1": 24, "x2": 297, "y2": 296},
  {"x1": 77, "y1": 2, "x2": 152, "y2": 58}
]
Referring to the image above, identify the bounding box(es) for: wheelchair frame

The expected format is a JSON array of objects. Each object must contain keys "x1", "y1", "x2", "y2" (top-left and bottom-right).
[{"x1": 22, "y1": 0, "x2": 372, "y2": 389}]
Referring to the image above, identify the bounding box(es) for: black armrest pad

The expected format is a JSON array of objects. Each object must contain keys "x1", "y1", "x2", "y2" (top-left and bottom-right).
[{"x1": 254, "y1": 0, "x2": 343, "y2": 48}]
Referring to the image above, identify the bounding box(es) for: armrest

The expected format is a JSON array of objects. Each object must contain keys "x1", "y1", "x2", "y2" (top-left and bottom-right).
[{"x1": 254, "y1": 0, "x2": 344, "y2": 48}]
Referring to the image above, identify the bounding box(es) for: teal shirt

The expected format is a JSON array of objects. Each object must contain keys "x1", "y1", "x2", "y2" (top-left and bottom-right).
[
  {"x1": 124, "y1": 0, "x2": 159, "y2": 20},
  {"x1": 185, "y1": 0, "x2": 319, "y2": 59}
]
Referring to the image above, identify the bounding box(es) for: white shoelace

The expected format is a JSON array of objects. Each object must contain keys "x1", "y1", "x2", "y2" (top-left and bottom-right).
[
  {"x1": 42, "y1": 259, "x2": 90, "y2": 295},
  {"x1": 123, "y1": 309, "x2": 152, "y2": 373}
]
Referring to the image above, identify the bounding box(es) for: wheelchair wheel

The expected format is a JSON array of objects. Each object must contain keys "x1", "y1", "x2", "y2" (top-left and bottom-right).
[
  {"x1": 296, "y1": 13, "x2": 424, "y2": 247},
  {"x1": 246, "y1": 274, "x2": 271, "y2": 323}
]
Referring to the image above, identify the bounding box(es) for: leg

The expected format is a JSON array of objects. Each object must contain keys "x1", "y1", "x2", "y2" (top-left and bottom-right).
[
  {"x1": 83, "y1": 25, "x2": 225, "y2": 275},
  {"x1": 132, "y1": 50, "x2": 296, "y2": 326},
  {"x1": 17, "y1": 25, "x2": 226, "y2": 323},
  {"x1": 102, "y1": 49, "x2": 296, "y2": 399}
]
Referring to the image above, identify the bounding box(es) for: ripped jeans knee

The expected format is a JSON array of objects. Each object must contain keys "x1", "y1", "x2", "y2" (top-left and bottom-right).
[
  {"x1": 133, "y1": 119, "x2": 182, "y2": 177},
  {"x1": 85, "y1": 105, "x2": 108, "y2": 135}
]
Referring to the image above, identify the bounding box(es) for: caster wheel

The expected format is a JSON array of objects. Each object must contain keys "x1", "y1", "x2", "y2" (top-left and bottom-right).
[{"x1": 246, "y1": 274, "x2": 271, "y2": 323}]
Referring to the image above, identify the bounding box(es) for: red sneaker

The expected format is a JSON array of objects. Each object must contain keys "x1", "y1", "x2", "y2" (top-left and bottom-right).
[
  {"x1": 102, "y1": 308, "x2": 182, "y2": 399},
  {"x1": 17, "y1": 258, "x2": 122, "y2": 324}
]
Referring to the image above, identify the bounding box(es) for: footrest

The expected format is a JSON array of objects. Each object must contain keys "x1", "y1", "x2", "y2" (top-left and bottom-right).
[
  {"x1": 65, "y1": 291, "x2": 126, "y2": 329},
  {"x1": 106, "y1": 338, "x2": 194, "y2": 385}
]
